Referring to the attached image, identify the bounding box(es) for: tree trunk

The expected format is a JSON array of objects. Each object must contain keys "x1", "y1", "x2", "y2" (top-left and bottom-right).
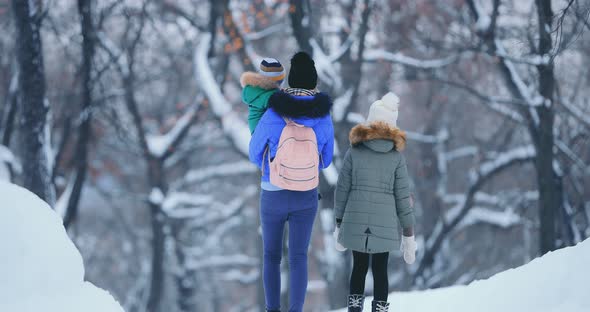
[
  {"x1": 172, "y1": 218, "x2": 197, "y2": 312},
  {"x1": 121, "y1": 59, "x2": 167, "y2": 311},
  {"x1": 146, "y1": 158, "x2": 167, "y2": 312},
  {"x1": 147, "y1": 201, "x2": 166, "y2": 312},
  {"x1": 63, "y1": 0, "x2": 96, "y2": 228},
  {"x1": 289, "y1": 0, "x2": 313, "y2": 54},
  {"x1": 535, "y1": 0, "x2": 562, "y2": 254},
  {"x1": 11, "y1": 0, "x2": 54, "y2": 204},
  {"x1": 208, "y1": 0, "x2": 223, "y2": 58}
]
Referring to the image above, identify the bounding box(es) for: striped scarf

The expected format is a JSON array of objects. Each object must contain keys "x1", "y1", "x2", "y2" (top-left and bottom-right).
[{"x1": 283, "y1": 87, "x2": 317, "y2": 96}]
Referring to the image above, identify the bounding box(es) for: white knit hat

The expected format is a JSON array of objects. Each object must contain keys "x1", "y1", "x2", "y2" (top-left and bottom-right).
[{"x1": 366, "y1": 92, "x2": 400, "y2": 127}]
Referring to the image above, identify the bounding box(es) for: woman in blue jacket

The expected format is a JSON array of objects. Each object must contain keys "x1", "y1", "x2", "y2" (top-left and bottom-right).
[{"x1": 249, "y1": 52, "x2": 334, "y2": 312}]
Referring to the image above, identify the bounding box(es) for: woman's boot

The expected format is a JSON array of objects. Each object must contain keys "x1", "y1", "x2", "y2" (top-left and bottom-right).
[
  {"x1": 347, "y1": 294, "x2": 364, "y2": 312},
  {"x1": 371, "y1": 300, "x2": 390, "y2": 312}
]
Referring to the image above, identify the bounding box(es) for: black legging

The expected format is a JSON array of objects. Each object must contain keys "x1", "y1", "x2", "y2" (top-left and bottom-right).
[{"x1": 350, "y1": 251, "x2": 389, "y2": 301}]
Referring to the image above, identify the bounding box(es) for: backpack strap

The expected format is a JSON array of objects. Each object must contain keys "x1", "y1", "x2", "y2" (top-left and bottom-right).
[{"x1": 261, "y1": 145, "x2": 269, "y2": 176}]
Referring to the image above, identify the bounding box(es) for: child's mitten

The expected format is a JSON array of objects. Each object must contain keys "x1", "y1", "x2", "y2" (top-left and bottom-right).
[
  {"x1": 400, "y1": 235, "x2": 417, "y2": 264},
  {"x1": 333, "y1": 227, "x2": 347, "y2": 252}
]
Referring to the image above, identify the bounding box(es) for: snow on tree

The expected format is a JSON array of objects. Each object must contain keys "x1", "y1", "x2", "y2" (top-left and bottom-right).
[{"x1": 0, "y1": 144, "x2": 21, "y2": 181}]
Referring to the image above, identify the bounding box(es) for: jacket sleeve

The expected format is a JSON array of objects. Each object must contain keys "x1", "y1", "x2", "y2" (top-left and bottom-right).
[
  {"x1": 241, "y1": 86, "x2": 250, "y2": 106},
  {"x1": 334, "y1": 149, "x2": 353, "y2": 223},
  {"x1": 319, "y1": 118, "x2": 334, "y2": 168},
  {"x1": 249, "y1": 114, "x2": 269, "y2": 169},
  {"x1": 394, "y1": 153, "x2": 415, "y2": 229}
]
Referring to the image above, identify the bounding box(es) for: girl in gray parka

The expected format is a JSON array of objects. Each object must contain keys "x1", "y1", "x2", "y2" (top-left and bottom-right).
[{"x1": 334, "y1": 92, "x2": 417, "y2": 312}]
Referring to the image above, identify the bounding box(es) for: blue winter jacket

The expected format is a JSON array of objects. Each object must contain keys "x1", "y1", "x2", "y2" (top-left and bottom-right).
[{"x1": 249, "y1": 90, "x2": 335, "y2": 184}]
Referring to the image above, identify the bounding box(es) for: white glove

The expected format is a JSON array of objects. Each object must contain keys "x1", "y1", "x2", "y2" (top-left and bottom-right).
[
  {"x1": 400, "y1": 235, "x2": 417, "y2": 264},
  {"x1": 333, "y1": 227, "x2": 347, "y2": 252}
]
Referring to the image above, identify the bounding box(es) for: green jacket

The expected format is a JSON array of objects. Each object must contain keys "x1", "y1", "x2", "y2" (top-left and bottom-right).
[
  {"x1": 240, "y1": 71, "x2": 280, "y2": 133},
  {"x1": 334, "y1": 121, "x2": 414, "y2": 253}
]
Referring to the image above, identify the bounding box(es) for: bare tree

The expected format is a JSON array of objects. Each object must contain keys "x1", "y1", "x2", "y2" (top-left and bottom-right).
[
  {"x1": 62, "y1": 0, "x2": 97, "y2": 228},
  {"x1": 11, "y1": 0, "x2": 54, "y2": 203},
  {"x1": 465, "y1": 0, "x2": 565, "y2": 254}
]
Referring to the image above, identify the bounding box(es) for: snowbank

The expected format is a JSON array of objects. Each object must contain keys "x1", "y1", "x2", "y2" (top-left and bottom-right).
[
  {"x1": 334, "y1": 238, "x2": 590, "y2": 312},
  {"x1": 0, "y1": 182, "x2": 124, "y2": 312}
]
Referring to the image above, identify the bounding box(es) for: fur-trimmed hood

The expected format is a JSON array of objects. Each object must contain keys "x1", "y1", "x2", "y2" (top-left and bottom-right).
[
  {"x1": 349, "y1": 121, "x2": 406, "y2": 152},
  {"x1": 268, "y1": 90, "x2": 332, "y2": 119},
  {"x1": 240, "y1": 71, "x2": 280, "y2": 90}
]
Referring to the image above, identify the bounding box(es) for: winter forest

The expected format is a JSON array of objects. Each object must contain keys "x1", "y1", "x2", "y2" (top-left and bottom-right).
[{"x1": 1, "y1": 0, "x2": 589, "y2": 311}]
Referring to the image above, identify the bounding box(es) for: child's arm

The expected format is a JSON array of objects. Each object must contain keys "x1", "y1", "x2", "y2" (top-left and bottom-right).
[
  {"x1": 334, "y1": 149, "x2": 353, "y2": 226},
  {"x1": 394, "y1": 154, "x2": 415, "y2": 232}
]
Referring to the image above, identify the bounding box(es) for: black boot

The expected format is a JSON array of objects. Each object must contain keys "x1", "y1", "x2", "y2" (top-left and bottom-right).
[
  {"x1": 348, "y1": 294, "x2": 364, "y2": 312},
  {"x1": 372, "y1": 300, "x2": 389, "y2": 312}
]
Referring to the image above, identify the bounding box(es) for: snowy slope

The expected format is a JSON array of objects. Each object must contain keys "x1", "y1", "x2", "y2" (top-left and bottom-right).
[
  {"x1": 334, "y1": 238, "x2": 590, "y2": 312},
  {"x1": 0, "y1": 182, "x2": 124, "y2": 312}
]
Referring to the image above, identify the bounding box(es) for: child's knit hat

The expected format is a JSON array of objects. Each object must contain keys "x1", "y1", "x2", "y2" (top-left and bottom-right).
[
  {"x1": 288, "y1": 52, "x2": 318, "y2": 90},
  {"x1": 366, "y1": 92, "x2": 400, "y2": 127},
  {"x1": 259, "y1": 58, "x2": 285, "y2": 84}
]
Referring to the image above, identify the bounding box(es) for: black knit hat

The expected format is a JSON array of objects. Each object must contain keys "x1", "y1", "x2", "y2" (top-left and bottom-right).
[{"x1": 288, "y1": 51, "x2": 318, "y2": 90}]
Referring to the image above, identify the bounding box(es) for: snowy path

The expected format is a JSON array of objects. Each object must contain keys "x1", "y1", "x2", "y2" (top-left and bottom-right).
[{"x1": 333, "y1": 238, "x2": 590, "y2": 312}]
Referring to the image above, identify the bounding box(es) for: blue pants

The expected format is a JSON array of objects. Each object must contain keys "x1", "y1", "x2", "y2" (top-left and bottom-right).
[{"x1": 260, "y1": 189, "x2": 318, "y2": 312}]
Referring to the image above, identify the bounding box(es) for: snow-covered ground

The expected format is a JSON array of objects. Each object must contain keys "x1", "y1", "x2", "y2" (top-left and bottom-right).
[
  {"x1": 334, "y1": 238, "x2": 590, "y2": 312},
  {"x1": 0, "y1": 182, "x2": 124, "y2": 312},
  {"x1": 2, "y1": 179, "x2": 588, "y2": 312}
]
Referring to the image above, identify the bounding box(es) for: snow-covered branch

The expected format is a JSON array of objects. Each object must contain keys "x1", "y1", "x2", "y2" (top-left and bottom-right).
[
  {"x1": 470, "y1": 145, "x2": 536, "y2": 182},
  {"x1": 445, "y1": 146, "x2": 478, "y2": 162},
  {"x1": 310, "y1": 39, "x2": 343, "y2": 90},
  {"x1": 194, "y1": 33, "x2": 251, "y2": 156},
  {"x1": 555, "y1": 139, "x2": 590, "y2": 173},
  {"x1": 416, "y1": 145, "x2": 536, "y2": 278},
  {"x1": 332, "y1": 88, "x2": 354, "y2": 122},
  {"x1": 433, "y1": 78, "x2": 526, "y2": 123},
  {"x1": 406, "y1": 129, "x2": 448, "y2": 144},
  {"x1": 160, "y1": 192, "x2": 214, "y2": 219},
  {"x1": 54, "y1": 173, "x2": 75, "y2": 218},
  {"x1": 244, "y1": 22, "x2": 286, "y2": 41},
  {"x1": 0, "y1": 145, "x2": 22, "y2": 180},
  {"x1": 187, "y1": 185, "x2": 257, "y2": 228},
  {"x1": 559, "y1": 99, "x2": 590, "y2": 129},
  {"x1": 364, "y1": 49, "x2": 459, "y2": 69},
  {"x1": 184, "y1": 215, "x2": 245, "y2": 258},
  {"x1": 494, "y1": 51, "x2": 551, "y2": 66},
  {"x1": 495, "y1": 41, "x2": 545, "y2": 109},
  {"x1": 181, "y1": 161, "x2": 257, "y2": 185},
  {"x1": 459, "y1": 206, "x2": 521, "y2": 229},
  {"x1": 146, "y1": 108, "x2": 197, "y2": 159}
]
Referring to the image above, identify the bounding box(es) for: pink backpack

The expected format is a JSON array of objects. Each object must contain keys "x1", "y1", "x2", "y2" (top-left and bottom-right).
[{"x1": 263, "y1": 117, "x2": 321, "y2": 191}]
